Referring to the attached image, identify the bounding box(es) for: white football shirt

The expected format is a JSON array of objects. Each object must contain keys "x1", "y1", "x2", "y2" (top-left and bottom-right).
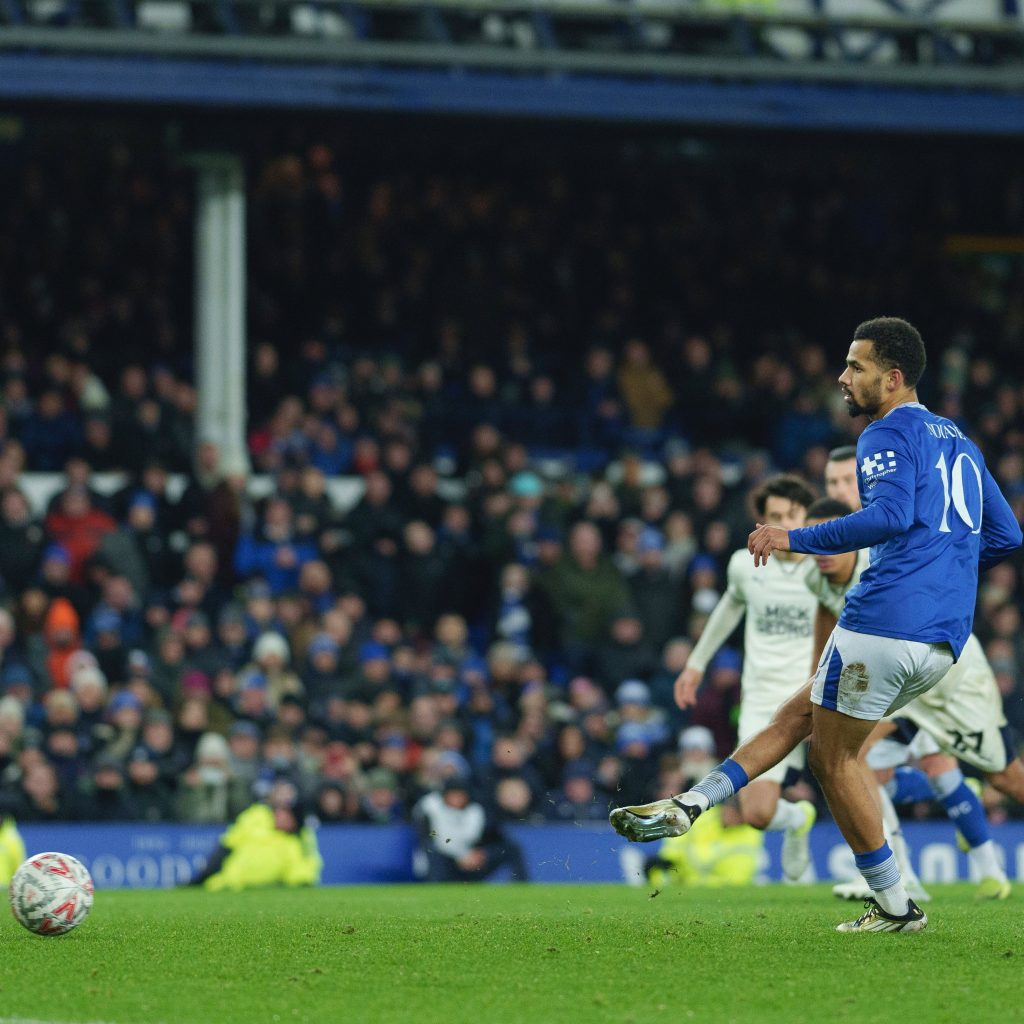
[{"x1": 690, "y1": 547, "x2": 819, "y2": 710}]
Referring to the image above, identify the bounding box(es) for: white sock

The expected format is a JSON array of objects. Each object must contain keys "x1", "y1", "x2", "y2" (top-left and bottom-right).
[
  {"x1": 874, "y1": 880, "x2": 911, "y2": 917},
  {"x1": 968, "y1": 840, "x2": 1007, "y2": 882},
  {"x1": 681, "y1": 790, "x2": 710, "y2": 812},
  {"x1": 765, "y1": 800, "x2": 807, "y2": 832}
]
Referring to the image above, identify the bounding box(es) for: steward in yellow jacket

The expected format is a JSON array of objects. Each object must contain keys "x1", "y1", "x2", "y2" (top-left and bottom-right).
[
  {"x1": 0, "y1": 815, "x2": 26, "y2": 884},
  {"x1": 190, "y1": 784, "x2": 322, "y2": 892},
  {"x1": 645, "y1": 803, "x2": 764, "y2": 888}
]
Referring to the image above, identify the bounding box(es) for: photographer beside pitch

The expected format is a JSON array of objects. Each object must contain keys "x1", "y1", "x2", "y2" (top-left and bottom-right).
[{"x1": 612, "y1": 317, "x2": 1022, "y2": 933}]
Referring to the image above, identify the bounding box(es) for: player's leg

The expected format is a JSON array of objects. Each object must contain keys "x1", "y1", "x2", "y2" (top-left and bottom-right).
[
  {"x1": 609, "y1": 682, "x2": 813, "y2": 843},
  {"x1": 736, "y1": 778, "x2": 781, "y2": 830},
  {"x1": 919, "y1": 751, "x2": 1009, "y2": 898},
  {"x1": 808, "y1": 704, "x2": 924, "y2": 929},
  {"x1": 810, "y1": 626, "x2": 953, "y2": 932},
  {"x1": 986, "y1": 754, "x2": 1024, "y2": 803},
  {"x1": 808, "y1": 706, "x2": 884, "y2": 854},
  {"x1": 849, "y1": 724, "x2": 931, "y2": 903}
]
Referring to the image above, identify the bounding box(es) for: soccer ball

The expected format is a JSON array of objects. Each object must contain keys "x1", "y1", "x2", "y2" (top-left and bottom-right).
[{"x1": 9, "y1": 852, "x2": 94, "y2": 936}]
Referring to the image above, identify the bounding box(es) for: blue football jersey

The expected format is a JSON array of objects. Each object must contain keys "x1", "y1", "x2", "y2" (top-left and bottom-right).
[{"x1": 789, "y1": 403, "x2": 1022, "y2": 658}]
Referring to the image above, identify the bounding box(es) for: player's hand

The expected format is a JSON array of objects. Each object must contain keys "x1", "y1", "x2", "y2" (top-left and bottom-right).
[
  {"x1": 674, "y1": 666, "x2": 703, "y2": 709},
  {"x1": 748, "y1": 523, "x2": 791, "y2": 567}
]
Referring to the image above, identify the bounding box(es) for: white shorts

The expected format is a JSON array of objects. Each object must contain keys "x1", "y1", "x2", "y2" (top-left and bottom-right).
[
  {"x1": 811, "y1": 625, "x2": 955, "y2": 722},
  {"x1": 889, "y1": 634, "x2": 1010, "y2": 773},
  {"x1": 866, "y1": 728, "x2": 941, "y2": 771},
  {"x1": 738, "y1": 700, "x2": 806, "y2": 785}
]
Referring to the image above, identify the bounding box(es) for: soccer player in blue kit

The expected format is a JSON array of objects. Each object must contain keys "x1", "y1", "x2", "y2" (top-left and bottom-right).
[{"x1": 611, "y1": 318, "x2": 1022, "y2": 932}]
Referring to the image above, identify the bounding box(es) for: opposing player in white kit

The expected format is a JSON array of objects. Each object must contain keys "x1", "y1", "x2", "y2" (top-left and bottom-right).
[
  {"x1": 612, "y1": 317, "x2": 1022, "y2": 933},
  {"x1": 658, "y1": 475, "x2": 820, "y2": 881},
  {"x1": 819, "y1": 446, "x2": 1022, "y2": 899}
]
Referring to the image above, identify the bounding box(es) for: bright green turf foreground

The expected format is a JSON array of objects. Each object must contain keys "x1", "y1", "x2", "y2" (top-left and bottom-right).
[{"x1": 1, "y1": 884, "x2": 1021, "y2": 1024}]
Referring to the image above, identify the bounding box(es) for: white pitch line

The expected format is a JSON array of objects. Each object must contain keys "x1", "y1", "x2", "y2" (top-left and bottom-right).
[{"x1": 0, "y1": 1018, "x2": 139, "y2": 1024}]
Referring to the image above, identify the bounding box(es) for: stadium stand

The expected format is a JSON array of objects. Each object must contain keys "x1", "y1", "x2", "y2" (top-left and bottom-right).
[{"x1": 0, "y1": 124, "x2": 1022, "y2": 834}]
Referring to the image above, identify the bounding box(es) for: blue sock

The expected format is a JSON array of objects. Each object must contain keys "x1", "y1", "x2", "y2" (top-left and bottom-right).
[
  {"x1": 690, "y1": 758, "x2": 749, "y2": 808},
  {"x1": 885, "y1": 766, "x2": 933, "y2": 804},
  {"x1": 854, "y1": 842, "x2": 901, "y2": 892},
  {"x1": 931, "y1": 770, "x2": 990, "y2": 848}
]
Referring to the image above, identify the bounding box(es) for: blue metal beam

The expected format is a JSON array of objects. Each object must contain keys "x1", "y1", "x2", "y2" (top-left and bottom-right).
[{"x1": 0, "y1": 53, "x2": 1022, "y2": 134}]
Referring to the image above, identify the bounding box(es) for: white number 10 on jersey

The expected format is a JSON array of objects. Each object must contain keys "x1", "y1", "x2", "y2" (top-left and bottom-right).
[{"x1": 935, "y1": 451, "x2": 983, "y2": 534}]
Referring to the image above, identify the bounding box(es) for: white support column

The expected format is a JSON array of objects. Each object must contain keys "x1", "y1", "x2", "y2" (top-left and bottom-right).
[{"x1": 193, "y1": 152, "x2": 249, "y2": 476}]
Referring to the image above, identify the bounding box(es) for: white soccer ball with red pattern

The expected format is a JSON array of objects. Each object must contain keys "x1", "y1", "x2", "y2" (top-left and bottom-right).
[{"x1": 9, "y1": 852, "x2": 94, "y2": 936}]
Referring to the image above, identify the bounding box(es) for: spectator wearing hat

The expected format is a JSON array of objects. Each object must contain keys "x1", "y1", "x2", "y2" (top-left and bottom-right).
[
  {"x1": 150, "y1": 628, "x2": 187, "y2": 706},
  {"x1": 69, "y1": 664, "x2": 109, "y2": 755},
  {"x1": 615, "y1": 680, "x2": 669, "y2": 742},
  {"x1": 614, "y1": 716, "x2": 662, "y2": 807},
  {"x1": 629, "y1": 527, "x2": 684, "y2": 652},
  {"x1": 342, "y1": 641, "x2": 394, "y2": 704},
  {"x1": 178, "y1": 610, "x2": 221, "y2": 680},
  {"x1": 97, "y1": 688, "x2": 144, "y2": 765},
  {"x1": 243, "y1": 631, "x2": 302, "y2": 711},
  {"x1": 357, "y1": 767, "x2": 404, "y2": 824},
  {"x1": 40, "y1": 597, "x2": 82, "y2": 690},
  {"x1": 126, "y1": 744, "x2": 176, "y2": 821},
  {"x1": 41, "y1": 689, "x2": 83, "y2": 787},
  {"x1": 214, "y1": 605, "x2": 251, "y2": 671},
  {"x1": 37, "y1": 542, "x2": 91, "y2": 623},
  {"x1": 688, "y1": 647, "x2": 743, "y2": 760},
  {"x1": 302, "y1": 633, "x2": 346, "y2": 718},
  {"x1": 412, "y1": 777, "x2": 528, "y2": 883},
  {"x1": 177, "y1": 731, "x2": 251, "y2": 824},
  {"x1": 592, "y1": 611, "x2": 658, "y2": 696},
  {"x1": 227, "y1": 720, "x2": 262, "y2": 789},
  {"x1": 233, "y1": 671, "x2": 276, "y2": 732},
  {"x1": 95, "y1": 494, "x2": 159, "y2": 598},
  {"x1": 677, "y1": 725, "x2": 719, "y2": 787},
  {"x1": 86, "y1": 606, "x2": 128, "y2": 684}
]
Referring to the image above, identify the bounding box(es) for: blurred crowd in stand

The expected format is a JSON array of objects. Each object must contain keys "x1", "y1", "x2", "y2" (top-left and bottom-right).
[{"x1": 0, "y1": 133, "x2": 1022, "y2": 832}]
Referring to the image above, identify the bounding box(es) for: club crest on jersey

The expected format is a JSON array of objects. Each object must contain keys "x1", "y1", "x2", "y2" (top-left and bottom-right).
[{"x1": 860, "y1": 450, "x2": 897, "y2": 482}]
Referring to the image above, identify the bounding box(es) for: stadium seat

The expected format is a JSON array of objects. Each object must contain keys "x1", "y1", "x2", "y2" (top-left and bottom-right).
[{"x1": 136, "y1": 0, "x2": 192, "y2": 31}]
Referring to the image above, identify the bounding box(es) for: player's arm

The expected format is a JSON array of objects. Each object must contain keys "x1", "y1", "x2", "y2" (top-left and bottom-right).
[
  {"x1": 811, "y1": 604, "x2": 837, "y2": 676},
  {"x1": 676, "y1": 554, "x2": 746, "y2": 709},
  {"x1": 788, "y1": 434, "x2": 915, "y2": 556},
  {"x1": 979, "y1": 465, "x2": 1023, "y2": 569}
]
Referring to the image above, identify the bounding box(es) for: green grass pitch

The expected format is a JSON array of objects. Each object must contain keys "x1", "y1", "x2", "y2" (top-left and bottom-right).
[{"x1": 1, "y1": 885, "x2": 1021, "y2": 1024}]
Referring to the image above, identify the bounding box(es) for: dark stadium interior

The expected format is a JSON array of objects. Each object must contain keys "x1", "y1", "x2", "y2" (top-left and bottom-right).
[{"x1": 0, "y1": 109, "x2": 1022, "y2": 835}]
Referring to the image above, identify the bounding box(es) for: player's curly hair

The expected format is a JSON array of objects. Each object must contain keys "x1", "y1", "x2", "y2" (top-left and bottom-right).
[
  {"x1": 853, "y1": 317, "x2": 926, "y2": 388},
  {"x1": 751, "y1": 474, "x2": 817, "y2": 517}
]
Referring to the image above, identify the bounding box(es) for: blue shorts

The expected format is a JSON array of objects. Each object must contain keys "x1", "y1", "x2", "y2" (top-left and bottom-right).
[{"x1": 811, "y1": 625, "x2": 955, "y2": 722}]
